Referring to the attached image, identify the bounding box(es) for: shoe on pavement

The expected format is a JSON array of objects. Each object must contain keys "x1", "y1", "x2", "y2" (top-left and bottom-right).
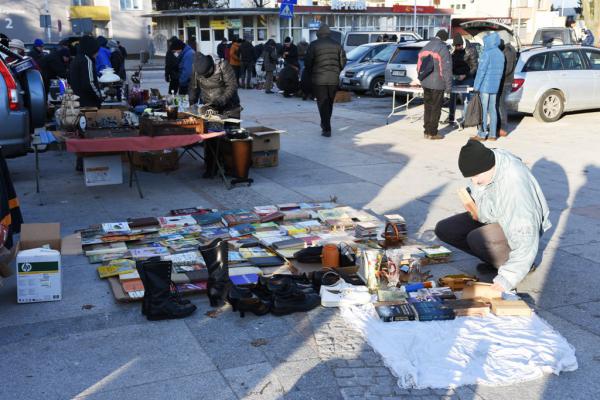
[
  {"x1": 321, "y1": 130, "x2": 331, "y2": 137},
  {"x1": 499, "y1": 129, "x2": 509, "y2": 137},
  {"x1": 470, "y1": 135, "x2": 487, "y2": 142},
  {"x1": 429, "y1": 134, "x2": 444, "y2": 140},
  {"x1": 487, "y1": 137, "x2": 497, "y2": 141}
]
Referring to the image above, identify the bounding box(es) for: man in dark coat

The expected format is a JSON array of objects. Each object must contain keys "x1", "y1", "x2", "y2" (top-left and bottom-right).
[
  {"x1": 107, "y1": 39, "x2": 126, "y2": 80},
  {"x1": 304, "y1": 24, "x2": 346, "y2": 137},
  {"x1": 277, "y1": 63, "x2": 300, "y2": 97},
  {"x1": 28, "y1": 38, "x2": 45, "y2": 64},
  {"x1": 117, "y1": 41, "x2": 128, "y2": 59},
  {"x1": 189, "y1": 55, "x2": 240, "y2": 178},
  {"x1": 498, "y1": 39, "x2": 517, "y2": 138},
  {"x1": 165, "y1": 36, "x2": 180, "y2": 95},
  {"x1": 238, "y1": 38, "x2": 256, "y2": 89},
  {"x1": 448, "y1": 33, "x2": 478, "y2": 123},
  {"x1": 282, "y1": 37, "x2": 298, "y2": 67},
  {"x1": 39, "y1": 47, "x2": 70, "y2": 99},
  {"x1": 216, "y1": 38, "x2": 228, "y2": 60},
  {"x1": 69, "y1": 35, "x2": 103, "y2": 108},
  {"x1": 261, "y1": 39, "x2": 278, "y2": 94}
]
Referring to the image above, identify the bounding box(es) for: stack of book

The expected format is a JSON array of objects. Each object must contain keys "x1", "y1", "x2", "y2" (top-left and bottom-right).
[{"x1": 355, "y1": 222, "x2": 379, "y2": 239}]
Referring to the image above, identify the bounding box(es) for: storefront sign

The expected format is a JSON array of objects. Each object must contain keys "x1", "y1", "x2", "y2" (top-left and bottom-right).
[
  {"x1": 392, "y1": 5, "x2": 437, "y2": 14},
  {"x1": 309, "y1": 21, "x2": 321, "y2": 29},
  {"x1": 331, "y1": 0, "x2": 367, "y2": 11},
  {"x1": 228, "y1": 18, "x2": 241, "y2": 29},
  {"x1": 210, "y1": 20, "x2": 227, "y2": 29},
  {"x1": 184, "y1": 19, "x2": 196, "y2": 28}
]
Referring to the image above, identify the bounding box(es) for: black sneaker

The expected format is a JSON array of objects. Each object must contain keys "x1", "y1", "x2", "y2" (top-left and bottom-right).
[
  {"x1": 271, "y1": 288, "x2": 320, "y2": 316},
  {"x1": 321, "y1": 130, "x2": 331, "y2": 137}
]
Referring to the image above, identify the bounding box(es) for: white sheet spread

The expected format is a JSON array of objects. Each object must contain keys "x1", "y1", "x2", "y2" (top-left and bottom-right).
[{"x1": 340, "y1": 304, "x2": 578, "y2": 389}]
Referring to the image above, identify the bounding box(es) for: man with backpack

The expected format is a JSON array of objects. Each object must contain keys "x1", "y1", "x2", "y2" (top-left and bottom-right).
[{"x1": 417, "y1": 30, "x2": 452, "y2": 140}]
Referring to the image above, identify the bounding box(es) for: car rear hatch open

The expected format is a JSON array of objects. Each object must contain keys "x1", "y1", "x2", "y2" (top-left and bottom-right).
[{"x1": 459, "y1": 20, "x2": 521, "y2": 51}]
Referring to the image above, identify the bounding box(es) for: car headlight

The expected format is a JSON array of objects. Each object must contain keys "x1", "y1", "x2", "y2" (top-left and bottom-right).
[{"x1": 356, "y1": 70, "x2": 365, "y2": 78}]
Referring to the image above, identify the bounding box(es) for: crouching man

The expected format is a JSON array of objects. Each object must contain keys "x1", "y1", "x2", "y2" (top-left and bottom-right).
[{"x1": 435, "y1": 139, "x2": 551, "y2": 293}]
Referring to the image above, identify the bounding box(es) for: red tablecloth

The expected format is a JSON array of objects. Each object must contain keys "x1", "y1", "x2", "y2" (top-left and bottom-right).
[{"x1": 66, "y1": 132, "x2": 224, "y2": 153}]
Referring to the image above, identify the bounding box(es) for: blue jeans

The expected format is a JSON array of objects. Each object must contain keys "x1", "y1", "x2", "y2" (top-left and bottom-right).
[{"x1": 479, "y1": 92, "x2": 498, "y2": 139}]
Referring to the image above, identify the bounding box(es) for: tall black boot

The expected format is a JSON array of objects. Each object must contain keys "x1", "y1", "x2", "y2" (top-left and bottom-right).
[
  {"x1": 199, "y1": 238, "x2": 229, "y2": 307},
  {"x1": 143, "y1": 259, "x2": 197, "y2": 321},
  {"x1": 137, "y1": 257, "x2": 191, "y2": 316}
]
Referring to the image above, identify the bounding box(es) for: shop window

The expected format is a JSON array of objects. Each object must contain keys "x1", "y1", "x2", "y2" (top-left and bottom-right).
[
  {"x1": 200, "y1": 30, "x2": 210, "y2": 41},
  {"x1": 293, "y1": 15, "x2": 302, "y2": 28},
  {"x1": 258, "y1": 16, "x2": 267, "y2": 28},
  {"x1": 72, "y1": 0, "x2": 93, "y2": 5},
  {"x1": 243, "y1": 16, "x2": 254, "y2": 28},
  {"x1": 199, "y1": 17, "x2": 209, "y2": 29},
  {"x1": 258, "y1": 28, "x2": 267, "y2": 41},
  {"x1": 120, "y1": 0, "x2": 142, "y2": 10},
  {"x1": 228, "y1": 29, "x2": 239, "y2": 40},
  {"x1": 292, "y1": 28, "x2": 303, "y2": 42},
  {"x1": 243, "y1": 28, "x2": 255, "y2": 42},
  {"x1": 214, "y1": 30, "x2": 225, "y2": 41}
]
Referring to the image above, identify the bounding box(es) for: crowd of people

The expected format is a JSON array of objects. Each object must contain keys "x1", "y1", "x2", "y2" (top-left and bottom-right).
[
  {"x1": 417, "y1": 29, "x2": 518, "y2": 141},
  {"x1": 0, "y1": 33, "x2": 128, "y2": 108},
  {"x1": 164, "y1": 25, "x2": 346, "y2": 137}
]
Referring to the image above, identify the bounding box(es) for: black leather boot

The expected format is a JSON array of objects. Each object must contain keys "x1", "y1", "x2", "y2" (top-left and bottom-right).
[
  {"x1": 137, "y1": 257, "x2": 191, "y2": 316},
  {"x1": 142, "y1": 259, "x2": 197, "y2": 321},
  {"x1": 270, "y1": 279, "x2": 320, "y2": 316},
  {"x1": 227, "y1": 285, "x2": 271, "y2": 318},
  {"x1": 199, "y1": 238, "x2": 229, "y2": 307}
]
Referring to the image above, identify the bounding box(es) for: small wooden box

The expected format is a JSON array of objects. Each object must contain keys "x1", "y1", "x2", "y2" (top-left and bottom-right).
[
  {"x1": 139, "y1": 115, "x2": 205, "y2": 136},
  {"x1": 334, "y1": 90, "x2": 352, "y2": 103}
]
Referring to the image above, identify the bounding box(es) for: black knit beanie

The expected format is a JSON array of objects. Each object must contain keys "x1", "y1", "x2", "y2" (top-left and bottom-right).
[
  {"x1": 458, "y1": 139, "x2": 496, "y2": 177},
  {"x1": 436, "y1": 29, "x2": 449, "y2": 42}
]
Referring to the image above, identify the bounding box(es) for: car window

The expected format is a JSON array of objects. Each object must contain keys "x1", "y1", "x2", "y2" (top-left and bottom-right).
[
  {"x1": 559, "y1": 51, "x2": 584, "y2": 70},
  {"x1": 524, "y1": 53, "x2": 547, "y2": 72},
  {"x1": 346, "y1": 46, "x2": 370, "y2": 62},
  {"x1": 372, "y1": 45, "x2": 396, "y2": 62},
  {"x1": 583, "y1": 50, "x2": 600, "y2": 70},
  {"x1": 389, "y1": 47, "x2": 421, "y2": 64},
  {"x1": 547, "y1": 52, "x2": 563, "y2": 71},
  {"x1": 347, "y1": 34, "x2": 369, "y2": 47}
]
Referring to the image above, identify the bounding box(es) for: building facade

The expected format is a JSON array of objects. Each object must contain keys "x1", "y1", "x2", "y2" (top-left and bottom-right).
[
  {"x1": 0, "y1": 0, "x2": 152, "y2": 53},
  {"x1": 146, "y1": 4, "x2": 452, "y2": 56}
]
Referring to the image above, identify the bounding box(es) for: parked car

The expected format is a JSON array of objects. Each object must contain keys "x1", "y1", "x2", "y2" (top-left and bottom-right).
[
  {"x1": 339, "y1": 43, "x2": 398, "y2": 97},
  {"x1": 342, "y1": 31, "x2": 420, "y2": 53},
  {"x1": 506, "y1": 45, "x2": 600, "y2": 122},
  {"x1": 532, "y1": 27, "x2": 578, "y2": 46},
  {"x1": 384, "y1": 41, "x2": 426, "y2": 87},
  {"x1": 345, "y1": 42, "x2": 390, "y2": 68},
  {"x1": 0, "y1": 46, "x2": 46, "y2": 158},
  {"x1": 459, "y1": 20, "x2": 521, "y2": 53}
]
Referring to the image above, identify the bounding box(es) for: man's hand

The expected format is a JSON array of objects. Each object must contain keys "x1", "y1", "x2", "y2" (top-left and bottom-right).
[
  {"x1": 458, "y1": 74, "x2": 466, "y2": 81},
  {"x1": 490, "y1": 282, "x2": 505, "y2": 292}
]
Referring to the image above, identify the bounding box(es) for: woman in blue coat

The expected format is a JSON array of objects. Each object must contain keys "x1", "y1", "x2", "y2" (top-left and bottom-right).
[{"x1": 473, "y1": 32, "x2": 505, "y2": 141}]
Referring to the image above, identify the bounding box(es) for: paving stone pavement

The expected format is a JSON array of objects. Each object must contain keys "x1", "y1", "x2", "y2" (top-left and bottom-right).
[{"x1": 1, "y1": 71, "x2": 599, "y2": 399}]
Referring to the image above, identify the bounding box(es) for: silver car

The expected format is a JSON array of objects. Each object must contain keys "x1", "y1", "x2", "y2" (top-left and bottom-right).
[
  {"x1": 506, "y1": 45, "x2": 600, "y2": 122},
  {"x1": 339, "y1": 43, "x2": 398, "y2": 97}
]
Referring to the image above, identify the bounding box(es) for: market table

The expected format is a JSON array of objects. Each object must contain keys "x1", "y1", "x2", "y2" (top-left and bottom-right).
[
  {"x1": 64, "y1": 131, "x2": 226, "y2": 198},
  {"x1": 383, "y1": 84, "x2": 473, "y2": 128}
]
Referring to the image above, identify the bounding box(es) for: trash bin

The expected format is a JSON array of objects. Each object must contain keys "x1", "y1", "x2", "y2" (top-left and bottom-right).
[{"x1": 219, "y1": 131, "x2": 253, "y2": 186}]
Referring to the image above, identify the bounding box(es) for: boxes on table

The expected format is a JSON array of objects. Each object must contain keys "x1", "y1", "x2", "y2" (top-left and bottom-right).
[
  {"x1": 83, "y1": 154, "x2": 123, "y2": 186},
  {"x1": 132, "y1": 150, "x2": 179, "y2": 173},
  {"x1": 247, "y1": 126, "x2": 282, "y2": 168},
  {"x1": 16, "y1": 223, "x2": 62, "y2": 303}
]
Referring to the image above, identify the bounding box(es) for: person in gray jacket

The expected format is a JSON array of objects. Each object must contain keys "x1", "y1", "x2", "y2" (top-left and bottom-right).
[
  {"x1": 417, "y1": 30, "x2": 452, "y2": 140},
  {"x1": 435, "y1": 140, "x2": 551, "y2": 292},
  {"x1": 261, "y1": 39, "x2": 278, "y2": 94}
]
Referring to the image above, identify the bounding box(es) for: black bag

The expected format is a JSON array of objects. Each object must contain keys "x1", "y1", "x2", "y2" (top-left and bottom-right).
[
  {"x1": 464, "y1": 92, "x2": 482, "y2": 128},
  {"x1": 418, "y1": 54, "x2": 434, "y2": 81},
  {"x1": 294, "y1": 246, "x2": 323, "y2": 263}
]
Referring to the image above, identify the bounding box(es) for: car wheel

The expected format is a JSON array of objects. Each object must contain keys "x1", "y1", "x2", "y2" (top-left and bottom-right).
[
  {"x1": 369, "y1": 78, "x2": 386, "y2": 98},
  {"x1": 534, "y1": 90, "x2": 564, "y2": 122}
]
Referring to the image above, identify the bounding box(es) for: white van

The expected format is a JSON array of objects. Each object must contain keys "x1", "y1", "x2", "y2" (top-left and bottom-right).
[{"x1": 342, "y1": 31, "x2": 421, "y2": 53}]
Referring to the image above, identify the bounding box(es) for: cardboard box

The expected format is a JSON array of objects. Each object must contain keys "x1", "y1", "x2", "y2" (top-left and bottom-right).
[
  {"x1": 84, "y1": 155, "x2": 123, "y2": 186},
  {"x1": 247, "y1": 126, "x2": 282, "y2": 152},
  {"x1": 490, "y1": 299, "x2": 532, "y2": 317},
  {"x1": 16, "y1": 223, "x2": 63, "y2": 303},
  {"x1": 461, "y1": 282, "x2": 502, "y2": 300},
  {"x1": 334, "y1": 91, "x2": 352, "y2": 103},
  {"x1": 252, "y1": 150, "x2": 279, "y2": 168},
  {"x1": 132, "y1": 150, "x2": 179, "y2": 173}
]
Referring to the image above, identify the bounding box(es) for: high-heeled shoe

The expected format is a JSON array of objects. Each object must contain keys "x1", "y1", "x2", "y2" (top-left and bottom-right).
[{"x1": 227, "y1": 285, "x2": 271, "y2": 318}]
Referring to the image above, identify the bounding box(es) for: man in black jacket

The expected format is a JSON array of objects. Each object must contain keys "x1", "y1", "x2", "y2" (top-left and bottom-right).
[
  {"x1": 164, "y1": 36, "x2": 180, "y2": 95},
  {"x1": 448, "y1": 33, "x2": 478, "y2": 123},
  {"x1": 28, "y1": 38, "x2": 45, "y2": 64},
  {"x1": 304, "y1": 24, "x2": 346, "y2": 137},
  {"x1": 216, "y1": 38, "x2": 228, "y2": 60},
  {"x1": 282, "y1": 37, "x2": 298, "y2": 67},
  {"x1": 189, "y1": 55, "x2": 241, "y2": 178},
  {"x1": 238, "y1": 38, "x2": 255, "y2": 89},
  {"x1": 69, "y1": 36, "x2": 103, "y2": 108},
  {"x1": 39, "y1": 47, "x2": 71, "y2": 99},
  {"x1": 498, "y1": 40, "x2": 517, "y2": 138}
]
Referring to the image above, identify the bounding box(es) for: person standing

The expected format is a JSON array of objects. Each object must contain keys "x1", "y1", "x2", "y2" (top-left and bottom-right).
[
  {"x1": 582, "y1": 29, "x2": 595, "y2": 46},
  {"x1": 117, "y1": 41, "x2": 128, "y2": 59},
  {"x1": 472, "y1": 32, "x2": 504, "y2": 142},
  {"x1": 217, "y1": 38, "x2": 228, "y2": 60},
  {"x1": 417, "y1": 29, "x2": 452, "y2": 140},
  {"x1": 282, "y1": 37, "x2": 298, "y2": 67},
  {"x1": 39, "y1": 47, "x2": 70, "y2": 99},
  {"x1": 229, "y1": 38, "x2": 242, "y2": 82},
  {"x1": 69, "y1": 35, "x2": 103, "y2": 108},
  {"x1": 94, "y1": 36, "x2": 112, "y2": 76},
  {"x1": 447, "y1": 33, "x2": 478, "y2": 124},
  {"x1": 239, "y1": 38, "x2": 256, "y2": 89},
  {"x1": 107, "y1": 40, "x2": 126, "y2": 80},
  {"x1": 304, "y1": 24, "x2": 346, "y2": 137},
  {"x1": 165, "y1": 36, "x2": 180, "y2": 95},
  {"x1": 297, "y1": 38, "x2": 309, "y2": 75},
  {"x1": 28, "y1": 38, "x2": 45, "y2": 64},
  {"x1": 261, "y1": 39, "x2": 277, "y2": 94},
  {"x1": 170, "y1": 38, "x2": 195, "y2": 95},
  {"x1": 498, "y1": 39, "x2": 517, "y2": 138}
]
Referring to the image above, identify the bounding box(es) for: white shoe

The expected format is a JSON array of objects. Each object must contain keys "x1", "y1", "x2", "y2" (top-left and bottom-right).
[{"x1": 320, "y1": 279, "x2": 371, "y2": 307}]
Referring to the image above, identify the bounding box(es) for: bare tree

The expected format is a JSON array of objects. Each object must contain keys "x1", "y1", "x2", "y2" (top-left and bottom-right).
[{"x1": 251, "y1": 0, "x2": 271, "y2": 7}]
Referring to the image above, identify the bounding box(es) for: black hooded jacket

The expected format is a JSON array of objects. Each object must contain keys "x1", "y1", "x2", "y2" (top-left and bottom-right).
[
  {"x1": 304, "y1": 25, "x2": 346, "y2": 86},
  {"x1": 69, "y1": 36, "x2": 103, "y2": 107}
]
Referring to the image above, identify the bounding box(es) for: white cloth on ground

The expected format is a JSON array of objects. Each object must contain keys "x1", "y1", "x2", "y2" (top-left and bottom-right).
[{"x1": 340, "y1": 304, "x2": 577, "y2": 389}]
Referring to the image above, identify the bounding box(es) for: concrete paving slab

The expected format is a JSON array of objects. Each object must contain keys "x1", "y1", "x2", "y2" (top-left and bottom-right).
[{"x1": 221, "y1": 362, "x2": 286, "y2": 398}]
